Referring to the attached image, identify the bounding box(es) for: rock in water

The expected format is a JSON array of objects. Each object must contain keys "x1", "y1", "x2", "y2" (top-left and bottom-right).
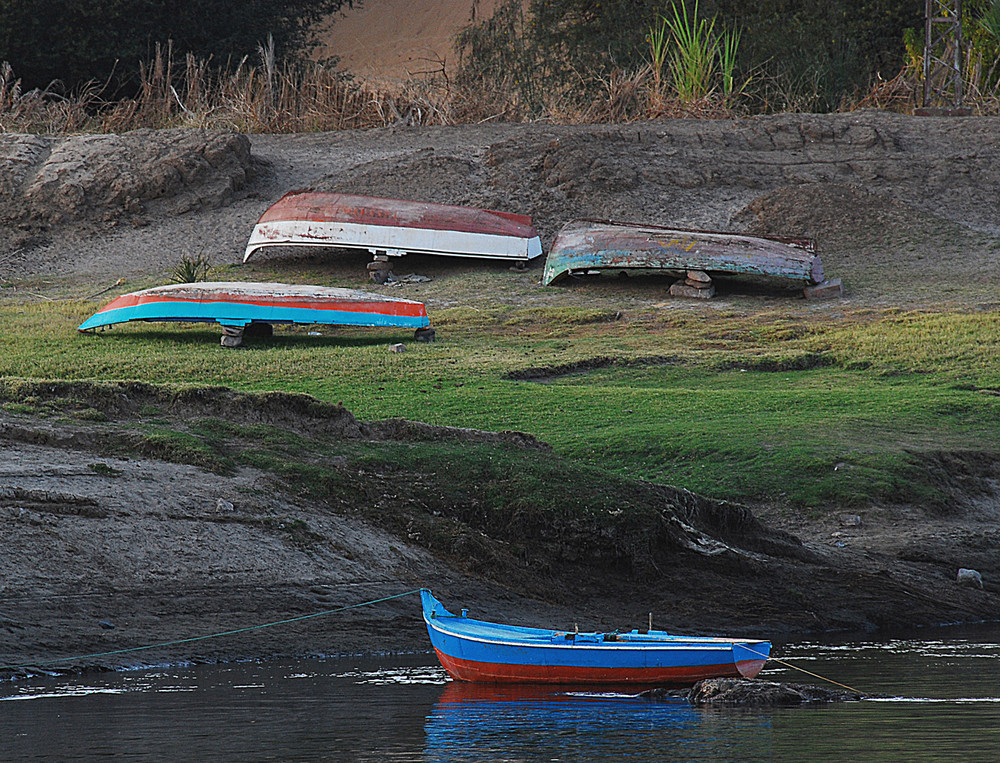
[
  {"x1": 690, "y1": 678, "x2": 805, "y2": 706},
  {"x1": 688, "y1": 678, "x2": 862, "y2": 706}
]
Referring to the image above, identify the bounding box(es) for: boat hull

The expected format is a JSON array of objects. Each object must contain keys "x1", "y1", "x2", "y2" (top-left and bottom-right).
[
  {"x1": 422, "y1": 590, "x2": 769, "y2": 687},
  {"x1": 543, "y1": 219, "x2": 822, "y2": 286},
  {"x1": 244, "y1": 192, "x2": 543, "y2": 262},
  {"x1": 433, "y1": 648, "x2": 766, "y2": 686},
  {"x1": 78, "y1": 282, "x2": 429, "y2": 332}
]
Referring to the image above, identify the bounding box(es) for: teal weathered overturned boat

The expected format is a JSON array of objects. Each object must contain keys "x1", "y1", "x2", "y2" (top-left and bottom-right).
[{"x1": 542, "y1": 220, "x2": 827, "y2": 295}]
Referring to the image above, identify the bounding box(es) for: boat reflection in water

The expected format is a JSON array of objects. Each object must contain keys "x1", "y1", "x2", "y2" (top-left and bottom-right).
[{"x1": 424, "y1": 681, "x2": 774, "y2": 762}]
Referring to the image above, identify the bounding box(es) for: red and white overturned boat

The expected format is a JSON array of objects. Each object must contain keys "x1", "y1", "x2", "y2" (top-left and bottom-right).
[{"x1": 243, "y1": 192, "x2": 543, "y2": 263}]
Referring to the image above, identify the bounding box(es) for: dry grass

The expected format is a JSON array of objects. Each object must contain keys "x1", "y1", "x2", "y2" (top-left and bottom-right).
[
  {"x1": 0, "y1": 42, "x2": 749, "y2": 134},
  {"x1": 97, "y1": 41, "x2": 414, "y2": 133},
  {"x1": 843, "y1": 44, "x2": 1000, "y2": 116},
  {"x1": 0, "y1": 62, "x2": 94, "y2": 133},
  {"x1": 848, "y1": 70, "x2": 921, "y2": 112},
  {"x1": 2, "y1": 43, "x2": 999, "y2": 135},
  {"x1": 1, "y1": 44, "x2": 442, "y2": 134}
]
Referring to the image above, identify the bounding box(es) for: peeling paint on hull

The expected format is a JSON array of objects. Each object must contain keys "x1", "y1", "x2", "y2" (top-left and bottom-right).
[
  {"x1": 244, "y1": 192, "x2": 543, "y2": 262},
  {"x1": 543, "y1": 219, "x2": 822, "y2": 287},
  {"x1": 78, "y1": 282, "x2": 429, "y2": 332}
]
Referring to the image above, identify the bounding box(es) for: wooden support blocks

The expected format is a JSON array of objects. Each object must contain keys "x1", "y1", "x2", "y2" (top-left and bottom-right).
[
  {"x1": 803, "y1": 278, "x2": 843, "y2": 300},
  {"x1": 670, "y1": 272, "x2": 715, "y2": 298}
]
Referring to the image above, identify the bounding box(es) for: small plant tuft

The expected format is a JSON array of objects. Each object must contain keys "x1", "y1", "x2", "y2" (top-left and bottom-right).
[
  {"x1": 88, "y1": 462, "x2": 122, "y2": 477},
  {"x1": 170, "y1": 253, "x2": 213, "y2": 283}
]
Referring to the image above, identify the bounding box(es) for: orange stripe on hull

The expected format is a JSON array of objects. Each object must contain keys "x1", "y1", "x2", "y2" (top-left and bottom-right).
[
  {"x1": 434, "y1": 648, "x2": 766, "y2": 686},
  {"x1": 101, "y1": 293, "x2": 427, "y2": 317}
]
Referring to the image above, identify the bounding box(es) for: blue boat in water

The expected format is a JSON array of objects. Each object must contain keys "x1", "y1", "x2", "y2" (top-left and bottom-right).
[{"x1": 422, "y1": 590, "x2": 771, "y2": 686}]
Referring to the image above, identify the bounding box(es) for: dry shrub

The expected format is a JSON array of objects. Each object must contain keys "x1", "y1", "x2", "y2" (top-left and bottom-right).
[
  {"x1": 580, "y1": 68, "x2": 652, "y2": 123},
  {"x1": 849, "y1": 69, "x2": 921, "y2": 113},
  {"x1": 0, "y1": 61, "x2": 94, "y2": 133},
  {"x1": 845, "y1": 64, "x2": 999, "y2": 116}
]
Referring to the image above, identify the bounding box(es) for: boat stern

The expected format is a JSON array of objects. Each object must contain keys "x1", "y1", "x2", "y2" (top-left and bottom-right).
[{"x1": 733, "y1": 641, "x2": 771, "y2": 679}]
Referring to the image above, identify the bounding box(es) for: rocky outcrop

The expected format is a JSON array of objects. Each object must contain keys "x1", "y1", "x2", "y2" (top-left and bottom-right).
[{"x1": 0, "y1": 129, "x2": 253, "y2": 236}]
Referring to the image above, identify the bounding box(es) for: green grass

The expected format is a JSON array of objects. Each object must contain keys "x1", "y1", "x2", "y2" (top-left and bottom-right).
[
  {"x1": 88, "y1": 462, "x2": 122, "y2": 477},
  {"x1": 2, "y1": 298, "x2": 998, "y2": 508}
]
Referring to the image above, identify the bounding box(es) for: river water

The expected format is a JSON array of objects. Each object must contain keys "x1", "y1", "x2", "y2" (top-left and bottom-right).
[{"x1": 2, "y1": 623, "x2": 999, "y2": 761}]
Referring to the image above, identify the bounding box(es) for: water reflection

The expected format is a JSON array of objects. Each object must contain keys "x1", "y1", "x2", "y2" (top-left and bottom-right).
[
  {"x1": 768, "y1": 629, "x2": 1000, "y2": 700},
  {"x1": 1, "y1": 626, "x2": 999, "y2": 761},
  {"x1": 763, "y1": 628, "x2": 1000, "y2": 762},
  {"x1": 425, "y1": 681, "x2": 774, "y2": 762}
]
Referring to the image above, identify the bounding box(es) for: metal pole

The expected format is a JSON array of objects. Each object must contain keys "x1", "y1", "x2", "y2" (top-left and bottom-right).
[{"x1": 922, "y1": 0, "x2": 965, "y2": 110}]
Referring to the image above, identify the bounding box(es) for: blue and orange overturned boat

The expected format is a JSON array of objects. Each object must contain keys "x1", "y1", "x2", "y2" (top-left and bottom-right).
[
  {"x1": 78, "y1": 281, "x2": 432, "y2": 346},
  {"x1": 422, "y1": 590, "x2": 770, "y2": 686}
]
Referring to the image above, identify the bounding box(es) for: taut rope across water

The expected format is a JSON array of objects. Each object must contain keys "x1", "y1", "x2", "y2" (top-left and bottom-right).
[
  {"x1": 740, "y1": 644, "x2": 862, "y2": 694},
  {"x1": 0, "y1": 589, "x2": 423, "y2": 673},
  {"x1": 2, "y1": 592, "x2": 861, "y2": 696}
]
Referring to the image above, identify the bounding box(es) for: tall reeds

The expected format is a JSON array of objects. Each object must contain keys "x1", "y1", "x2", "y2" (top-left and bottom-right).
[
  {"x1": 0, "y1": 43, "x2": 459, "y2": 134},
  {"x1": 0, "y1": 61, "x2": 95, "y2": 133},
  {"x1": 646, "y1": 1, "x2": 745, "y2": 114},
  {"x1": 97, "y1": 42, "x2": 410, "y2": 133}
]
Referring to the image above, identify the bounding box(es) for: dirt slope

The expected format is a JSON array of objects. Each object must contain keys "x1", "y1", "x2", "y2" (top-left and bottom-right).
[
  {"x1": 2, "y1": 381, "x2": 996, "y2": 677},
  {"x1": 3, "y1": 112, "x2": 998, "y2": 304}
]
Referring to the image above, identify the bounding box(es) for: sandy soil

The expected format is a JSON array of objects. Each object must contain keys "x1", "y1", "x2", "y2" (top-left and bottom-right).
[
  {"x1": 2, "y1": 112, "x2": 999, "y2": 677},
  {"x1": 310, "y1": 0, "x2": 502, "y2": 84}
]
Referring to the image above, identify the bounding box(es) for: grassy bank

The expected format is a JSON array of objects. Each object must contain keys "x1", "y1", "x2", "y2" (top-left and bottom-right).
[{"x1": 2, "y1": 291, "x2": 997, "y2": 510}]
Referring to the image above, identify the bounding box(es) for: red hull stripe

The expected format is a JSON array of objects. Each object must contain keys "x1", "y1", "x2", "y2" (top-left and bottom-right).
[
  {"x1": 99, "y1": 293, "x2": 427, "y2": 318},
  {"x1": 434, "y1": 648, "x2": 766, "y2": 686},
  {"x1": 258, "y1": 192, "x2": 538, "y2": 238}
]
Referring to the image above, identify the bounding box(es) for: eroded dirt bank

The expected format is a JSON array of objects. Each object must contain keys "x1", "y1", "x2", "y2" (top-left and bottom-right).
[{"x1": 1, "y1": 382, "x2": 997, "y2": 677}]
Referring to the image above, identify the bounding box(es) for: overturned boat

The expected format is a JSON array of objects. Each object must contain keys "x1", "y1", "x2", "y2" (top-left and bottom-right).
[
  {"x1": 422, "y1": 590, "x2": 770, "y2": 686},
  {"x1": 78, "y1": 281, "x2": 432, "y2": 347},
  {"x1": 543, "y1": 219, "x2": 831, "y2": 297},
  {"x1": 243, "y1": 192, "x2": 543, "y2": 272}
]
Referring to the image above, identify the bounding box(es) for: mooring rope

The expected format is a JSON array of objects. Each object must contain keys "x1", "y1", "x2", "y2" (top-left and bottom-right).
[
  {"x1": 3, "y1": 591, "x2": 863, "y2": 697},
  {"x1": 741, "y1": 644, "x2": 862, "y2": 694},
  {"x1": 0, "y1": 588, "x2": 422, "y2": 673}
]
